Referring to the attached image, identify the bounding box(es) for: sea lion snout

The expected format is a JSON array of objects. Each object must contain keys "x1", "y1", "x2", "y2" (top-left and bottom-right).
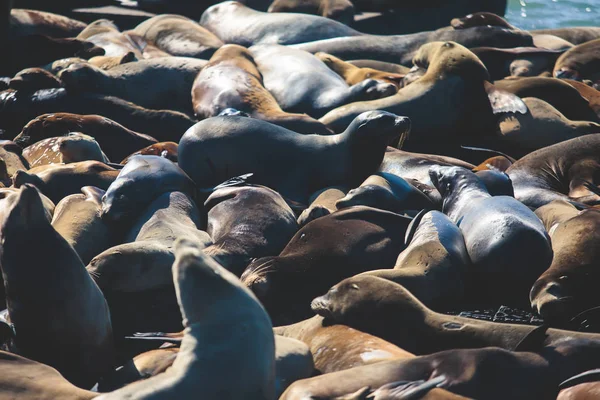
[
  {"x1": 531, "y1": 280, "x2": 575, "y2": 322},
  {"x1": 311, "y1": 294, "x2": 333, "y2": 319}
]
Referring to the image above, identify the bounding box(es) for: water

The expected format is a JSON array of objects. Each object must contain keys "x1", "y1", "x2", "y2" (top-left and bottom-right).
[{"x1": 505, "y1": 0, "x2": 599, "y2": 30}]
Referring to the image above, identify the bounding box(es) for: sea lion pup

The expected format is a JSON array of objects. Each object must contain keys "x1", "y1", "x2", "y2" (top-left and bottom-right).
[
  {"x1": 451, "y1": 12, "x2": 517, "y2": 30},
  {"x1": 357, "y1": 210, "x2": 470, "y2": 310},
  {"x1": 22, "y1": 132, "x2": 110, "y2": 168},
  {"x1": 533, "y1": 27, "x2": 600, "y2": 46},
  {"x1": 0, "y1": 88, "x2": 195, "y2": 142},
  {"x1": 58, "y1": 57, "x2": 207, "y2": 116},
  {"x1": 192, "y1": 44, "x2": 331, "y2": 134},
  {"x1": 178, "y1": 111, "x2": 410, "y2": 203},
  {"x1": 297, "y1": 186, "x2": 348, "y2": 227},
  {"x1": 494, "y1": 77, "x2": 600, "y2": 123},
  {"x1": 14, "y1": 113, "x2": 158, "y2": 162},
  {"x1": 9, "y1": 67, "x2": 62, "y2": 92},
  {"x1": 121, "y1": 142, "x2": 178, "y2": 164},
  {"x1": 250, "y1": 45, "x2": 397, "y2": 119},
  {"x1": 268, "y1": 0, "x2": 355, "y2": 25},
  {"x1": 531, "y1": 202, "x2": 600, "y2": 324},
  {"x1": 0, "y1": 185, "x2": 114, "y2": 388},
  {"x1": 126, "y1": 14, "x2": 224, "y2": 59},
  {"x1": 101, "y1": 155, "x2": 195, "y2": 224},
  {"x1": 241, "y1": 206, "x2": 411, "y2": 324},
  {"x1": 495, "y1": 97, "x2": 600, "y2": 158},
  {"x1": 471, "y1": 46, "x2": 564, "y2": 80},
  {"x1": 506, "y1": 134, "x2": 600, "y2": 209},
  {"x1": 203, "y1": 183, "x2": 298, "y2": 276},
  {"x1": 335, "y1": 172, "x2": 435, "y2": 214},
  {"x1": 200, "y1": 1, "x2": 361, "y2": 47},
  {"x1": 51, "y1": 186, "x2": 113, "y2": 265},
  {"x1": 96, "y1": 239, "x2": 276, "y2": 400},
  {"x1": 274, "y1": 315, "x2": 414, "y2": 374},
  {"x1": 315, "y1": 52, "x2": 405, "y2": 87},
  {"x1": 554, "y1": 39, "x2": 600, "y2": 83},
  {"x1": 429, "y1": 166, "x2": 551, "y2": 306}
]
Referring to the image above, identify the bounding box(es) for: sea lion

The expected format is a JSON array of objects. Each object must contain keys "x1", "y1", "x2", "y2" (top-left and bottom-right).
[
  {"x1": 335, "y1": 172, "x2": 435, "y2": 214},
  {"x1": 178, "y1": 111, "x2": 410, "y2": 203},
  {"x1": 429, "y1": 166, "x2": 552, "y2": 306},
  {"x1": 8, "y1": 67, "x2": 62, "y2": 92},
  {"x1": 358, "y1": 210, "x2": 470, "y2": 310},
  {"x1": 564, "y1": 79, "x2": 600, "y2": 119},
  {"x1": 451, "y1": 12, "x2": 516, "y2": 30},
  {"x1": 101, "y1": 155, "x2": 195, "y2": 224},
  {"x1": 315, "y1": 52, "x2": 405, "y2": 87},
  {"x1": 533, "y1": 34, "x2": 575, "y2": 51},
  {"x1": 51, "y1": 186, "x2": 113, "y2": 265},
  {"x1": 14, "y1": 113, "x2": 158, "y2": 162},
  {"x1": 200, "y1": 1, "x2": 362, "y2": 47},
  {"x1": 251, "y1": 44, "x2": 397, "y2": 118},
  {"x1": 347, "y1": 59, "x2": 410, "y2": 75},
  {"x1": 472, "y1": 155, "x2": 513, "y2": 172},
  {"x1": 9, "y1": 8, "x2": 86, "y2": 39},
  {"x1": 533, "y1": 27, "x2": 600, "y2": 46},
  {"x1": 506, "y1": 134, "x2": 600, "y2": 209},
  {"x1": 474, "y1": 168, "x2": 514, "y2": 196},
  {"x1": 554, "y1": 39, "x2": 600, "y2": 83},
  {"x1": 87, "y1": 52, "x2": 138, "y2": 71},
  {"x1": 0, "y1": 140, "x2": 29, "y2": 179},
  {"x1": 0, "y1": 184, "x2": 114, "y2": 388},
  {"x1": 76, "y1": 19, "x2": 144, "y2": 59},
  {"x1": 0, "y1": 88, "x2": 195, "y2": 141},
  {"x1": 268, "y1": 0, "x2": 355, "y2": 25},
  {"x1": 43, "y1": 57, "x2": 88, "y2": 74},
  {"x1": 192, "y1": 44, "x2": 331, "y2": 134},
  {"x1": 241, "y1": 206, "x2": 412, "y2": 324},
  {"x1": 531, "y1": 202, "x2": 600, "y2": 324},
  {"x1": 121, "y1": 142, "x2": 178, "y2": 164},
  {"x1": 297, "y1": 186, "x2": 348, "y2": 227},
  {"x1": 203, "y1": 184, "x2": 298, "y2": 276},
  {"x1": 558, "y1": 382, "x2": 600, "y2": 400},
  {"x1": 96, "y1": 239, "x2": 276, "y2": 400},
  {"x1": 495, "y1": 97, "x2": 600, "y2": 158},
  {"x1": 13, "y1": 160, "x2": 119, "y2": 204},
  {"x1": 58, "y1": 57, "x2": 207, "y2": 116},
  {"x1": 126, "y1": 14, "x2": 224, "y2": 59},
  {"x1": 0, "y1": 186, "x2": 54, "y2": 222},
  {"x1": 22, "y1": 132, "x2": 110, "y2": 167},
  {"x1": 274, "y1": 315, "x2": 414, "y2": 374},
  {"x1": 472, "y1": 46, "x2": 564, "y2": 80}
]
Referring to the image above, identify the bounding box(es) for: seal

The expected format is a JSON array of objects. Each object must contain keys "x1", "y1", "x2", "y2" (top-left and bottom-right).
[
  {"x1": 121, "y1": 142, "x2": 178, "y2": 164},
  {"x1": 13, "y1": 160, "x2": 120, "y2": 204},
  {"x1": 8, "y1": 67, "x2": 62, "y2": 92},
  {"x1": 14, "y1": 113, "x2": 158, "y2": 162},
  {"x1": 178, "y1": 111, "x2": 410, "y2": 203},
  {"x1": 101, "y1": 155, "x2": 196, "y2": 224},
  {"x1": 126, "y1": 14, "x2": 224, "y2": 59},
  {"x1": 95, "y1": 239, "x2": 276, "y2": 400},
  {"x1": 203, "y1": 183, "x2": 298, "y2": 276},
  {"x1": 429, "y1": 166, "x2": 552, "y2": 306},
  {"x1": 51, "y1": 186, "x2": 113, "y2": 265},
  {"x1": 506, "y1": 134, "x2": 600, "y2": 209},
  {"x1": 451, "y1": 12, "x2": 517, "y2": 30},
  {"x1": 274, "y1": 315, "x2": 414, "y2": 374},
  {"x1": 0, "y1": 184, "x2": 114, "y2": 388},
  {"x1": 297, "y1": 186, "x2": 348, "y2": 227},
  {"x1": 192, "y1": 44, "x2": 331, "y2": 134},
  {"x1": 200, "y1": 1, "x2": 362, "y2": 46},
  {"x1": 58, "y1": 57, "x2": 207, "y2": 116},
  {"x1": 554, "y1": 38, "x2": 600, "y2": 82},
  {"x1": 250, "y1": 44, "x2": 397, "y2": 118},
  {"x1": 315, "y1": 52, "x2": 405, "y2": 87},
  {"x1": 531, "y1": 202, "x2": 600, "y2": 324},
  {"x1": 241, "y1": 206, "x2": 412, "y2": 324},
  {"x1": 471, "y1": 46, "x2": 564, "y2": 80},
  {"x1": 22, "y1": 132, "x2": 110, "y2": 167},
  {"x1": 358, "y1": 210, "x2": 470, "y2": 310},
  {"x1": 268, "y1": 0, "x2": 354, "y2": 25}
]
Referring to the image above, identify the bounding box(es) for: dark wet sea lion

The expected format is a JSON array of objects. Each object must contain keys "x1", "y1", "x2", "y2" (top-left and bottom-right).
[
  {"x1": 506, "y1": 134, "x2": 600, "y2": 209},
  {"x1": 14, "y1": 113, "x2": 158, "y2": 162},
  {"x1": 0, "y1": 88, "x2": 195, "y2": 141},
  {"x1": 193, "y1": 44, "x2": 331, "y2": 134},
  {"x1": 474, "y1": 168, "x2": 514, "y2": 196},
  {"x1": 178, "y1": 111, "x2": 410, "y2": 203},
  {"x1": 121, "y1": 142, "x2": 178, "y2": 164},
  {"x1": 22, "y1": 133, "x2": 109, "y2": 167},
  {"x1": 554, "y1": 39, "x2": 600, "y2": 82},
  {"x1": 451, "y1": 12, "x2": 517, "y2": 30},
  {"x1": 203, "y1": 184, "x2": 298, "y2": 276},
  {"x1": 274, "y1": 315, "x2": 413, "y2": 374},
  {"x1": 96, "y1": 239, "x2": 276, "y2": 399},
  {"x1": 200, "y1": 1, "x2": 362, "y2": 47},
  {"x1": 241, "y1": 206, "x2": 411, "y2": 324},
  {"x1": 315, "y1": 52, "x2": 405, "y2": 87},
  {"x1": 0, "y1": 185, "x2": 114, "y2": 388},
  {"x1": 472, "y1": 46, "x2": 564, "y2": 80},
  {"x1": 251, "y1": 44, "x2": 397, "y2": 118},
  {"x1": 297, "y1": 186, "x2": 347, "y2": 227},
  {"x1": 533, "y1": 27, "x2": 600, "y2": 46},
  {"x1": 564, "y1": 79, "x2": 600, "y2": 118},
  {"x1": 268, "y1": 0, "x2": 354, "y2": 25},
  {"x1": 9, "y1": 67, "x2": 62, "y2": 92}
]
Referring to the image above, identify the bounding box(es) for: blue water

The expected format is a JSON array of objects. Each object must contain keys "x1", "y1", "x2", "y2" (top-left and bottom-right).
[{"x1": 505, "y1": 0, "x2": 599, "y2": 30}]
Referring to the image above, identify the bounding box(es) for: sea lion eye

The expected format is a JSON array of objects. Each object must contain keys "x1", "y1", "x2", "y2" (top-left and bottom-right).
[{"x1": 350, "y1": 284, "x2": 360, "y2": 290}]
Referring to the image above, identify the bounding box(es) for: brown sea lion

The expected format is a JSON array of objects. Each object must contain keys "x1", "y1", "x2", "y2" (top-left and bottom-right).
[
  {"x1": 192, "y1": 44, "x2": 331, "y2": 134},
  {"x1": 241, "y1": 206, "x2": 412, "y2": 324},
  {"x1": 268, "y1": 0, "x2": 354, "y2": 25},
  {"x1": 178, "y1": 111, "x2": 410, "y2": 203},
  {"x1": 22, "y1": 132, "x2": 109, "y2": 167},
  {"x1": 14, "y1": 113, "x2": 158, "y2": 162},
  {"x1": 451, "y1": 12, "x2": 516, "y2": 30},
  {"x1": 96, "y1": 239, "x2": 276, "y2": 399},
  {"x1": 554, "y1": 39, "x2": 600, "y2": 83},
  {"x1": 533, "y1": 27, "x2": 600, "y2": 45},
  {"x1": 9, "y1": 67, "x2": 62, "y2": 92},
  {"x1": 275, "y1": 315, "x2": 413, "y2": 374},
  {"x1": 315, "y1": 52, "x2": 405, "y2": 87},
  {"x1": 347, "y1": 59, "x2": 410, "y2": 75},
  {"x1": 297, "y1": 186, "x2": 348, "y2": 227},
  {"x1": 472, "y1": 46, "x2": 564, "y2": 80},
  {"x1": 77, "y1": 19, "x2": 144, "y2": 59},
  {"x1": 533, "y1": 34, "x2": 575, "y2": 51},
  {"x1": 121, "y1": 142, "x2": 178, "y2": 164},
  {"x1": 87, "y1": 52, "x2": 138, "y2": 71},
  {"x1": 0, "y1": 186, "x2": 54, "y2": 222},
  {"x1": 10, "y1": 8, "x2": 86, "y2": 39},
  {"x1": 42, "y1": 57, "x2": 88, "y2": 74},
  {"x1": 472, "y1": 155, "x2": 513, "y2": 172},
  {"x1": 0, "y1": 140, "x2": 29, "y2": 179},
  {"x1": 0, "y1": 184, "x2": 114, "y2": 388}
]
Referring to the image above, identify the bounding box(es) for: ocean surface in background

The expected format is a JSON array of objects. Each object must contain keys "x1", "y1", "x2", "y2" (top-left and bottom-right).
[{"x1": 505, "y1": 0, "x2": 599, "y2": 30}]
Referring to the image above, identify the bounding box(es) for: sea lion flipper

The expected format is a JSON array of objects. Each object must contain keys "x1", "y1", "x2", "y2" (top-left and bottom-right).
[
  {"x1": 485, "y1": 82, "x2": 528, "y2": 115},
  {"x1": 559, "y1": 369, "x2": 600, "y2": 390},
  {"x1": 511, "y1": 323, "x2": 550, "y2": 352},
  {"x1": 369, "y1": 375, "x2": 447, "y2": 399},
  {"x1": 404, "y1": 209, "x2": 427, "y2": 246}
]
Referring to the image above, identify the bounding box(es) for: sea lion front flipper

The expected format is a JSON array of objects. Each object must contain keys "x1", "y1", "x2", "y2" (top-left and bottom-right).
[
  {"x1": 512, "y1": 323, "x2": 550, "y2": 352},
  {"x1": 485, "y1": 81, "x2": 528, "y2": 115}
]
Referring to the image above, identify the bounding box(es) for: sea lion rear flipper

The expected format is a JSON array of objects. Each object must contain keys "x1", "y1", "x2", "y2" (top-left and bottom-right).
[
  {"x1": 485, "y1": 81, "x2": 528, "y2": 115},
  {"x1": 559, "y1": 369, "x2": 600, "y2": 390}
]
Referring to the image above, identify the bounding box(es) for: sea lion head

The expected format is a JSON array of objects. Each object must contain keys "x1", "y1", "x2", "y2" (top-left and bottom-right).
[
  {"x1": 58, "y1": 132, "x2": 105, "y2": 164},
  {"x1": 335, "y1": 184, "x2": 392, "y2": 211},
  {"x1": 58, "y1": 63, "x2": 105, "y2": 92},
  {"x1": 1, "y1": 184, "x2": 48, "y2": 236},
  {"x1": 415, "y1": 42, "x2": 490, "y2": 82},
  {"x1": 429, "y1": 165, "x2": 487, "y2": 201},
  {"x1": 9, "y1": 68, "x2": 62, "y2": 92},
  {"x1": 554, "y1": 67, "x2": 580, "y2": 80},
  {"x1": 16, "y1": 113, "x2": 84, "y2": 148}
]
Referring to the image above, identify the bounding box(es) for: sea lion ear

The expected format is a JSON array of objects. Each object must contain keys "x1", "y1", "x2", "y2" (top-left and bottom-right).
[{"x1": 485, "y1": 81, "x2": 528, "y2": 114}]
